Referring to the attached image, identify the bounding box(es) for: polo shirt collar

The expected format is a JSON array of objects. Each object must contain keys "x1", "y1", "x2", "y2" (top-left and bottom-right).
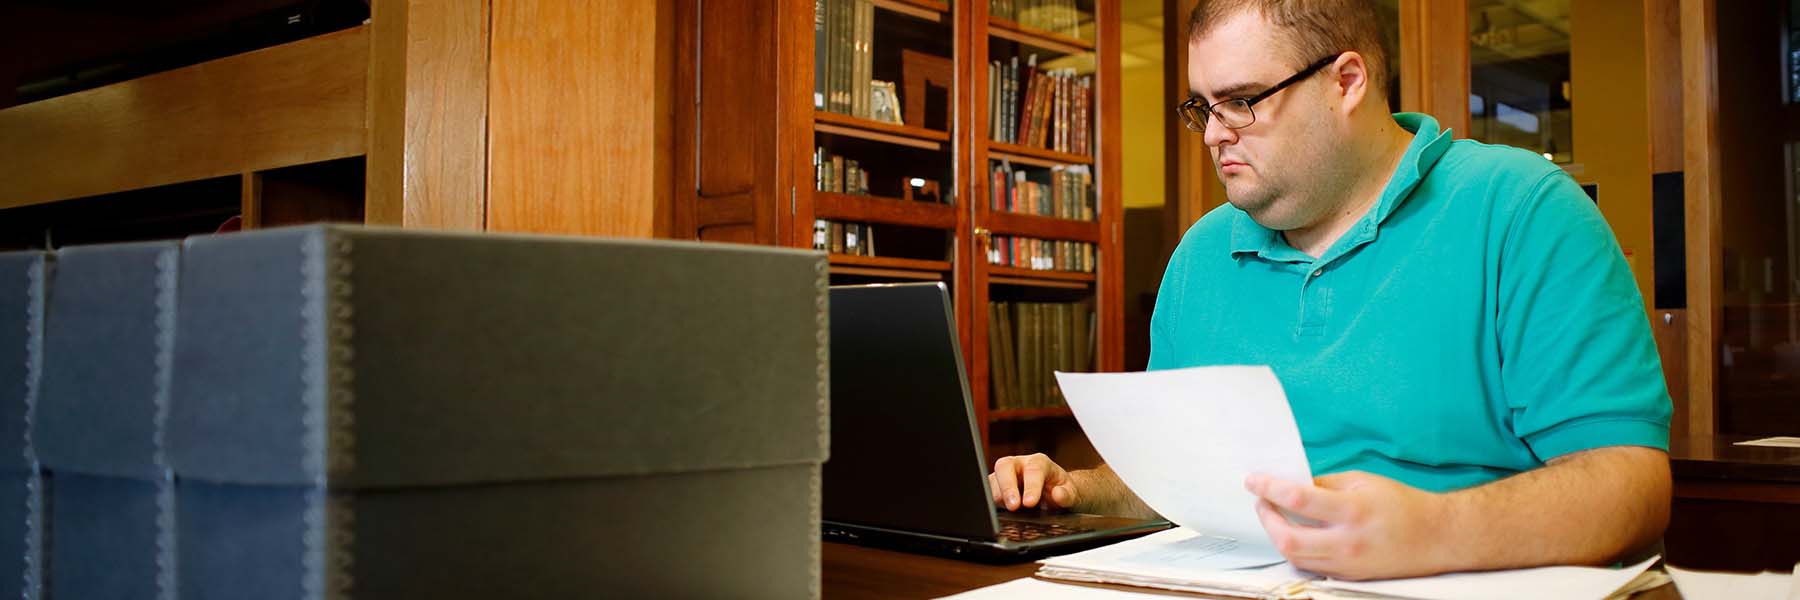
[{"x1": 1228, "y1": 113, "x2": 1453, "y2": 261}]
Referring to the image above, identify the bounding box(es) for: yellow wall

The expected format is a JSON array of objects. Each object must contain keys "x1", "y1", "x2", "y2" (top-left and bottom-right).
[
  {"x1": 1121, "y1": 63, "x2": 1167, "y2": 208},
  {"x1": 1569, "y1": 1, "x2": 1656, "y2": 309}
]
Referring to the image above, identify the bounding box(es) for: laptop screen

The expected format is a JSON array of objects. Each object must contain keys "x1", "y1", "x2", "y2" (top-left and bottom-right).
[{"x1": 823, "y1": 283, "x2": 1000, "y2": 540}]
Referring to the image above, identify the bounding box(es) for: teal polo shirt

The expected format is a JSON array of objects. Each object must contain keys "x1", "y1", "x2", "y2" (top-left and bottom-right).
[{"x1": 1149, "y1": 113, "x2": 1671, "y2": 493}]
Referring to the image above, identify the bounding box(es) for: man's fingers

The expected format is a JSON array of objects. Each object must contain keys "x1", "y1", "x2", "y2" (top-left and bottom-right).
[
  {"x1": 1246, "y1": 474, "x2": 1350, "y2": 524},
  {"x1": 988, "y1": 473, "x2": 1003, "y2": 506},
  {"x1": 1254, "y1": 500, "x2": 1335, "y2": 563},
  {"x1": 992, "y1": 457, "x2": 1022, "y2": 511},
  {"x1": 1020, "y1": 460, "x2": 1047, "y2": 508}
]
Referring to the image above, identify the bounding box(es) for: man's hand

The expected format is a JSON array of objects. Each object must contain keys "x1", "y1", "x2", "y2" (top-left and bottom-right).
[
  {"x1": 1246, "y1": 471, "x2": 1450, "y2": 580},
  {"x1": 1246, "y1": 447, "x2": 1670, "y2": 580},
  {"x1": 989, "y1": 453, "x2": 1078, "y2": 511}
]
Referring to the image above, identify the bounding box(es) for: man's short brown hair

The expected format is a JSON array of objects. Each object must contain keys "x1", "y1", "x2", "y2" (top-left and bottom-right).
[{"x1": 1188, "y1": 0, "x2": 1391, "y2": 99}]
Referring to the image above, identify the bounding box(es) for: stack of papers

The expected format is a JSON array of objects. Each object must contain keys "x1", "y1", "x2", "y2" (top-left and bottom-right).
[
  {"x1": 1003, "y1": 367, "x2": 1668, "y2": 600},
  {"x1": 1027, "y1": 526, "x2": 1663, "y2": 600}
]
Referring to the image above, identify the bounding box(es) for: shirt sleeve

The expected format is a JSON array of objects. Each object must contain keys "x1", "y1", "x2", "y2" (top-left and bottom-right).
[{"x1": 1497, "y1": 170, "x2": 1672, "y2": 462}]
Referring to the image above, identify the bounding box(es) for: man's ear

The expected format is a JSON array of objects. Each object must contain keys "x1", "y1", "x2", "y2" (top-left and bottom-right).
[{"x1": 1332, "y1": 51, "x2": 1372, "y2": 115}]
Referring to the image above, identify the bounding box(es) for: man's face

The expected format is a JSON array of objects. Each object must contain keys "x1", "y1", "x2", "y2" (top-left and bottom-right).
[{"x1": 1188, "y1": 11, "x2": 1341, "y2": 230}]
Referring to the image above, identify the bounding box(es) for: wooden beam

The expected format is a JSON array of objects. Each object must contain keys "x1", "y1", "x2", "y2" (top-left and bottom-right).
[
  {"x1": 241, "y1": 173, "x2": 264, "y2": 230},
  {"x1": 0, "y1": 27, "x2": 368, "y2": 210},
  {"x1": 366, "y1": 0, "x2": 490, "y2": 230},
  {"x1": 1399, "y1": 0, "x2": 1470, "y2": 137},
  {"x1": 1165, "y1": 0, "x2": 1228, "y2": 239},
  {"x1": 1099, "y1": 0, "x2": 1123, "y2": 372},
  {"x1": 1681, "y1": 0, "x2": 1721, "y2": 435},
  {"x1": 1645, "y1": 0, "x2": 1684, "y2": 174}
]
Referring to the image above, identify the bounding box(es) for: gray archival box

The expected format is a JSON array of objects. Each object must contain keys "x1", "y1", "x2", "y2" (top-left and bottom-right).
[{"x1": 166, "y1": 225, "x2": 828, "y2": 598}]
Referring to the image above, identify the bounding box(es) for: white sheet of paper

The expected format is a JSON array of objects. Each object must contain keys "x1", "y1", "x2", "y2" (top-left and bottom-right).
[
  {"x1": 1666, "y1": 566, "x2": 1796, "y2": 600},
  {"x1": 1054, "y1": 366, "x2": 1312, "y2": 556},
  {"x1": 1316, "y1": 556, "x2": 1660, "y2": 600},
  {"x1": 1041, "y1": 528, "x2": 1302, "y2": 575},
  {"x1": 1734, "y1": 436, "x2": 1800, "y2": 448},
  {"x1": 936, "y1": 576, "x2": 1196, "y2": 599}
]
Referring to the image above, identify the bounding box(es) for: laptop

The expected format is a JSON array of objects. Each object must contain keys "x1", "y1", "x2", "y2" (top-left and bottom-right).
[{"x1": 822, "y1": 282, "x2": 1169, "y2": 562}]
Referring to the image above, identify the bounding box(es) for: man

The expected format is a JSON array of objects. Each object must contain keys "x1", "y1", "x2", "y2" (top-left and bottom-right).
[{"x1": 988, "y1": 0, "x2": 1671, "y2": 581}]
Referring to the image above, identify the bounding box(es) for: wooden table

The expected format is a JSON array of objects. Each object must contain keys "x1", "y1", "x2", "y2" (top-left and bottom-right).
[
  {"x1": 1666, "y1": 434, "x2": 1800, "y2": 571},
  {"x1": 823, "y1": 542, "x2": 1683, "y2": 599}
]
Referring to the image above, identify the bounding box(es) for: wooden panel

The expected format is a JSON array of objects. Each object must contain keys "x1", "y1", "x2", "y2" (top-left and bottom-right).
[
  {"x1": 674, "y1": 0, "x2": 783, "y2": 244},
  {"x1": 0, "y1": 27, "x2": 369, "y2": 209},
  {"x1": 487, "y1": 0, "x2": 659, "y2": 237},
  {"x1": 366, "y1": 0, "x2": 490, "y2": 230},
  {"x1": 1398, "y1": 0, "x2": 1470, "y2": 137},
  {"x1": 1653, "y1": 309, "x2": 1691, "y2": 440},
  {"x1": 1681, "y1": 0, "x2": 1721, "y2": 436},
  {"x1": 1645, "y1": 0, "x2": 1684, "y2": 174}
]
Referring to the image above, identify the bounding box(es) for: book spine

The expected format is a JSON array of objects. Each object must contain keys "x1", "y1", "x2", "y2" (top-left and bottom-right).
[{"x1": 814, "y1": 0, "x2": 827, "y2": 109}]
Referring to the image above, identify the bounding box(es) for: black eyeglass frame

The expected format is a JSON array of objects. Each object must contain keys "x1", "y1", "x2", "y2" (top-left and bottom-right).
[{"x1": 1178, "y1": 52, "x2": 1344, "y2": 132}]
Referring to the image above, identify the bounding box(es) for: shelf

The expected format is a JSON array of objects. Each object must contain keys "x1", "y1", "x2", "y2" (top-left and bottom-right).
[
  {"x1": 829, "y1": 253, "x2": 953, "y2": 273},
  {"x1": 987, "y1": 274, "x2": 1088, "y2": 290},
  {"x1": 815, "y1": 192, "x2": 958, "y2": 229},
  {"x1": 872, "y1": 0, "x2": 948, "y2": 22},
  {"x1": 990, "y1": 406, "x2": 1073, "y2": 421},
  {"x1": 830, "y1": 265, "x2": 944, "y2": 281},
  {"x1": 984, "y1": 211, "x2": 1101, "y2": 243},
  {"x1": 984, "y1": 265, "x2": 1096, "y2": 283},
  {"x1": 986, "y1": 17, "x2": 1094, "y2": 55},
  {"x1": 988, "y1": 142, "x2": 1094, "y2": 167},
  {"x1": 815, "y1": 111, "x2": 950, "y2": 151}
]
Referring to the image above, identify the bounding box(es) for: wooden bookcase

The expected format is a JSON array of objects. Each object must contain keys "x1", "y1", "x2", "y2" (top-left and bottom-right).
[{"x1": 689, "y1": 0, "x2": 1122, "y2": 458}]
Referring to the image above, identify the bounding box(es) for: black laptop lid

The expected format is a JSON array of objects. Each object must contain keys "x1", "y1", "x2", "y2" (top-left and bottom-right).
[{"x1": 824, "y1": 283, "x2": 999, "y2": 539}]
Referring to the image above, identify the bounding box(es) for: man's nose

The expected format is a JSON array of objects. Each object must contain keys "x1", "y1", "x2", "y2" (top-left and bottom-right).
[{"x1": 1203, "y1": 116, "x2": 1239, "y2": 148}]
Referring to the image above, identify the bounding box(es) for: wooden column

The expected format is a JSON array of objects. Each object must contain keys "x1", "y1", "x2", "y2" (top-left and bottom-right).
[
  {"x1": 486, "y1": 0, "x2": 665, "y2": 237},
  {"x1": 1398, "y1": 0, "x2": 1470, "y2": 137},
  {"x1": 1644, "y1": 0, "x2": 1688, "y2": 438},
  {"x1": 366, "y1": 0, "x2": 490, "y2": 230},
  {"x1": 1680, "y1": 0, "x2": 1722, "y2": 436},
  {"x1": 1164, "y1": 0, "x2": 1229, "y2": 237}
]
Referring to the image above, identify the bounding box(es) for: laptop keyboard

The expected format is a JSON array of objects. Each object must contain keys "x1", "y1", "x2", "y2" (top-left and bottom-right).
[{"x1": 997, "y1": 519, "x2": 1094, "y2": 542}]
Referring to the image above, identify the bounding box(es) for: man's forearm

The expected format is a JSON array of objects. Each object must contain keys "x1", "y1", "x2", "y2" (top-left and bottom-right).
[
  {"x1": 1071, "y1": 465, "x2": 1161, "y2": 519},
  {"x1": 1436, "y1": 446, "x2": 1670, "y2": 571}
]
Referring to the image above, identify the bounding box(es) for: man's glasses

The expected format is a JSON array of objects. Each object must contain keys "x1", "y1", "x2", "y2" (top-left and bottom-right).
[{"x1": 1177, "y1": 53, "x2": 1343, "y2": 132}]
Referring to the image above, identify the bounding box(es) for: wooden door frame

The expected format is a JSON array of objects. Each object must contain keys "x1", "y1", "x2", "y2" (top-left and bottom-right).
[{"x1": 1679, "y1": 0, "x2": 1722, "y2": 435}]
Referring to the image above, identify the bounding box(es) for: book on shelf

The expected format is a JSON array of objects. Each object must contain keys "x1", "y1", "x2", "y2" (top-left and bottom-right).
[
  {"x1": 989, "y1": 0, "x2": 1083, "y2": 38},
  {"x1": 987, "y1": 300, "x2": 1096, "y2": 411},
  {"x1": 988, "y1": 161, "x2": 1094, "y2": 221},
  {"x1": 816, "y1": 0, "x2": 876, "y2": 119},
  {"x1": 987, "y1": 235, "x2": 1095, "y2": 273},
  {"x1": 814, "y1": 219, "x2": 877, "y2": 257},
  {"x1": 815, "y1": 147, "x2": 873, "y2": 196},
  {"x1": 987, "y1": 54, "x2": 1093, "y2": 155}
]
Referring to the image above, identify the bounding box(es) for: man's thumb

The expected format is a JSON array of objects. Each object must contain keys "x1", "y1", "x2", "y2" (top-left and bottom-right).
[{"x1": 1048, "y1": 482, "x2": 1077, "y2": 508}]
